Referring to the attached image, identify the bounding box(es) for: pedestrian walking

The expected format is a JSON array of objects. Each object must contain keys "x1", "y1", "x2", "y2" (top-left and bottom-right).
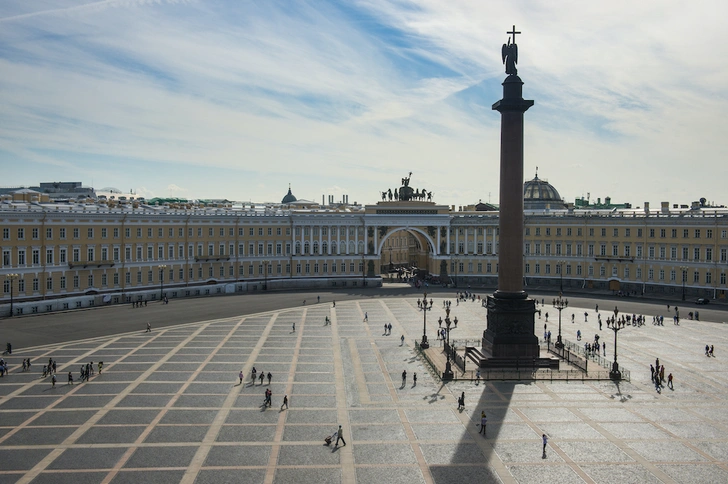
[
  {"x1": 259, "y1": 372, "x2": 265, "y2": 385},
  {"x1": 364, "y1": 312, "x2": 368, "y2": 322},
  {"x1": 239, "y1": 371, "x2": 243, "y2": 384},
  {"x1": 267, "y1": 372, "x2": 272, "y2": 385},
  {"x1": 317, "y1": 296, "x2": 320, "y2": 303},
  {"x1": 400, "y1": 334, "x2": 405, "y2": 346},
  {"x1": 650, "y1": 364, "x2": 655, "y2": 382},
  {"x1": 706, "y1": 344, "x2": 710, "y2": 356},
  {"x1": 384, "y1": 323, "x2": 388, "y2": 335},
  {"x1": 710, "y1": 345, "x2": 715, "y2": 357},
  {"x1": 252, "y1": 367, "x2": 257, "y2": 382},
  {"x1": 51, "y1": 373, "x2": 57, "y2": 388},
  {"x1": 52, "y1": 361, "x2": 57, "y2": 373},
  {"x1": 98, "y1": 361, "x2": 103, "y2": 374},
  {"x1": 68, "y1": 372, "x2": 73, "y2": 385},
  {"x1": 475, "y1": 369, "x2": 481, "y2": 383},
  {"x1": 281, "y1": 395, "x2": 288, "y2": 410},
  {"x1": 332, "y1": 300, "x2": 335, "y2": 307},
  {"x1": 667, "y1": 373, "x2": 674, "y2": 390},
  {"x1": 401, "y1": 370, "x2": 407, "y2": 386},
  {"x1": 479, "y1": 412, "x2": 487, "y2": 435},
  {"x1": 413, "y1": 372, "x2": 417, "y2": 386},
  {"x1": 335, "y1": 425, "x2": 346, "y2": 446},
  {"x1": 458, "y1": 391, "x2": 465, "y2": 410},
  {"x1": 388, "y1": 323, "x2": 392, "y2": 335},
  {"x1": 146, "y1": 322, "x2": 151, "y2": 332},
  {"x1": 292, "y1": 321, "x2": 296, "y2": 332},
  {"x1": 542, "y1": 434, "x2": 548, "y2": 456}
]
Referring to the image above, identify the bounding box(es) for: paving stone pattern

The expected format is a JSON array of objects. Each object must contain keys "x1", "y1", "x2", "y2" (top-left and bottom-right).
[{"x1": 1, "y1": 298, "x2": 727, "y2": 483}]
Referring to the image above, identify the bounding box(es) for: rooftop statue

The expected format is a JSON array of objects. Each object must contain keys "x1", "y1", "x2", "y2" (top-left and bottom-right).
[{"x1": 502, "y1": 25, "x2": 521, "y2": 76}]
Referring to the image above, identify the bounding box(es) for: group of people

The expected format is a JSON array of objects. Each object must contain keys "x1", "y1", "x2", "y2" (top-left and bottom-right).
[
  {"x1": 131, "y1": 300, "x2": 147, "y2": 308},
  {"x1": 0, "y1": 358, "x2": 8, "y2": 377},
  {"x1": 650, "y1": 357, "x2": 673, "y2": 392},
  {"x1": 250, "y1": 367, "x2": 273, "y2": 386},
  {"x1": 705, "y1": 345, "x2": 715, "y2": 357}
]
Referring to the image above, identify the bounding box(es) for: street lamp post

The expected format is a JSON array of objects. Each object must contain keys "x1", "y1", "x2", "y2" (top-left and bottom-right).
[
  {"x1": 552, "y1": 293, "x2": 568, "y2": 348},
  {"x1": 262, "y1": 260, "x2": 270, "y2": 290},
  {"x1": 420, "y1": 291, "x2": 429, "y2": 349},
  {"x1": 158, "y1": 265, "x2": 166, "y2": 300},
  {"x1": 680, "y1": 265, "x2": 688, "y2": 301},
  {"x1": 442, "y1": 307, "x2": 456, "y2": 380},
  {"x1": 609, "y1": 306, "x2": 624, "y2": 380},
  {"x1": 6, "y1": 273, "x2": 19, "y2": 317},
  {"x1": 557, "y1": 260, "x2": 565, "y2": 293}
]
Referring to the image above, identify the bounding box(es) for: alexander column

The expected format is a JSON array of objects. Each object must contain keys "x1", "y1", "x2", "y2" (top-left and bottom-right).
[{"x1": 482, "y1": 26, "x2": 539, "y2": 358}]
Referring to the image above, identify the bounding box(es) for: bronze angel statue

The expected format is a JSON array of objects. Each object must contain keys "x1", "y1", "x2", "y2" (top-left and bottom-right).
[{"x1": 502, "y1": 39, "x2": 518, "y2": 75}]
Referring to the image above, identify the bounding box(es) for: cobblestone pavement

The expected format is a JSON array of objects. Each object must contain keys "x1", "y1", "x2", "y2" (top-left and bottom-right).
[{"x1": 1, "y1": 298, "x2": 727, "y2": 483}]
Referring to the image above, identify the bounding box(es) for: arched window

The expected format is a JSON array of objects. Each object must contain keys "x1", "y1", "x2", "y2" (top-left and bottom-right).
[
  {"x1": 322, "y1": 242, "x2": 328, "y2": 254},
  {"x1": 339, "y1": 241, "x2": 345, "y2": 254},
  {"x1": 304, "y1": 242, "x2": 310, "y2": 255},
  {"x1": 313, "y1": 242, "x2": 319, "y2": 255},
  {"x1": 349, "y1": 241, "x2": 355, "y2": 253},
  {"x1": 295, "y1": 242, "x2": 301, "y2": 255},
  {"x1": 358, "y1": 241, "x2": 364, "y2": 253}
]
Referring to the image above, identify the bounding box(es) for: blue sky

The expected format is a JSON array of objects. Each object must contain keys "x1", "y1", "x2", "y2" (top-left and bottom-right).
[{"x1": 1, "y1": 0, "x2": 727, "y2": 207}]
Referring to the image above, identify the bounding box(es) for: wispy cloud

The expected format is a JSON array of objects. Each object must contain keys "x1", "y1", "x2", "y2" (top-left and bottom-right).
[{"x1": 1, "y1": 0, "x2": 727, "y2": 205}]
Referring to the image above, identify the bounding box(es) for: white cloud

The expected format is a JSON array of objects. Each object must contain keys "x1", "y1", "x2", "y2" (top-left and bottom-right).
[{"x1": 1, "y1": 0, "x2": 727, "y2": 206}]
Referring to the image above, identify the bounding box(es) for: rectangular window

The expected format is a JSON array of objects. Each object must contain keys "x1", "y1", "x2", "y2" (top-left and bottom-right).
[
  {"x1": 671, "y1": 229, "x2": 677, "y2": 238},
  {"x1": 87, "y1": 248, "x2": 94, "y2": 261},
  {"x1": 87, "y1": 274, "x2": 93, "y2": 287},
  {"x1": 114, "y1": 228, "x2": 119, "y2": 238},
  {"x1": 46, "y1": 249, "x2": 53, "y2": 264},
  {"x1": 18, "y1": 228, "x2": 25, "y2": 239},
  {"x1": 33, "y1": 278, "x2": 39, "y2": 291},
  {"x1": 694, "y1": 248, "x2": 700, "y2": 261},
  {"x1": 102, "y1": 247, "x2": 108, "y2": 261},
  {"x1": 88, "y1": 228, "x2": 94, "y2": 238},
  {"x1": 125, "y1": 228, "x2": 130, "y2": 238},
  {"x1": 74, "y1": 275, "x2": 80, "y2": 288},
  {"x1": 535, "y1": 264, "x2": 540, "y2": 274},
  {"x1": 60, "y1": 228, "x2": 66, "y2": 239},
  {"x1": 101, "y1": 228, "x2": 107, "y2": 238},
  {"x1": 46, "y1": 276, "x2": 53, "y2": 290},
  {"x1": 32, "y1": 228, "x2": 39, "y2": 239},
  {"x1": 695, "y1": 229, "x2": 701, "y2": 239},
  {"x1": 60, "y1": 249, "x2": 66, "y2": 263},
  {"x1": 101, "y1": 274, "x2": 107, "y2": 286},
  {"x1": 636, "y1": 267, "x2": 642, "y2": 279},
  {"x1": 615, "y1": 228, "x2": 621, "y2": 237},
  {"x1": 32, "y1": 249, "x2": 40, "y2": 265},
  {"x1": 113, "y1": 273, "x2": 119, "y2": 285},
  {"x1": 60, "y1": 276, "x2": 66, "y2": 289},
  {"x1": 706, "y1": 248, "x2": 713, "y2": 261},
  {"x1": 660, "y1": 229, "x2": 666, "y2": 238},
  {"x1": 707, "y1": 229, "x2": 713, "y2": 239},
  {"x1": 693, "y1": 271, "x2": 699, "y2": 283},
  {"x1": 649, "y1": 229, "x2": 655, "y2": 238}
]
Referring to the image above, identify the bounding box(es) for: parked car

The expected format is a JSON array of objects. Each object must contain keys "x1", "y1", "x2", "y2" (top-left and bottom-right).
[{"x1": 696, "y1": 298, "x2": 710, "y2": 305}]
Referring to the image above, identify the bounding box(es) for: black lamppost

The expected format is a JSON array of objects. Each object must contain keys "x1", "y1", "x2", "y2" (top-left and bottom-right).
[
  {"x1": 443, "y1": 307, "x2": 456, "y2": 380},
  {"x1": 680, "y1": 265, "x2": 688, "y2": 301},
  {"x1": 6, "y1": 273, "x2": 18, "y2": 317},
  {"x1": 262, "y1": 259, "x2": 270, "y2": 290},
  {"x1": 552, "y1": 293, "x2": 568, "y2": 348},
  {"x1": 158, "y1": 265, "x2": 166, "y2": 300},
  {"x1": 557, "y1": 259, "x2": 565, "y2": 293},
  {"x1": 420, "y1": 291, "x2": 429, "y2": 349},
  {"x1": 609, "y1": 306, "x2": 624, "y2": 380}
]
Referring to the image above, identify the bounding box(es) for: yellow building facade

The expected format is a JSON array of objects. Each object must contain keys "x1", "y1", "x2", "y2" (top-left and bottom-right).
[{"x1": 2, "y1": 188, "x2": 727, "y2": 315}]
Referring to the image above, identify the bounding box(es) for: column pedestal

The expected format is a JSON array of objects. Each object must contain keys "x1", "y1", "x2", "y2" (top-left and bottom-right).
[{"x1": 482, "y1": 292, "x2": 539, "y2": 358}]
